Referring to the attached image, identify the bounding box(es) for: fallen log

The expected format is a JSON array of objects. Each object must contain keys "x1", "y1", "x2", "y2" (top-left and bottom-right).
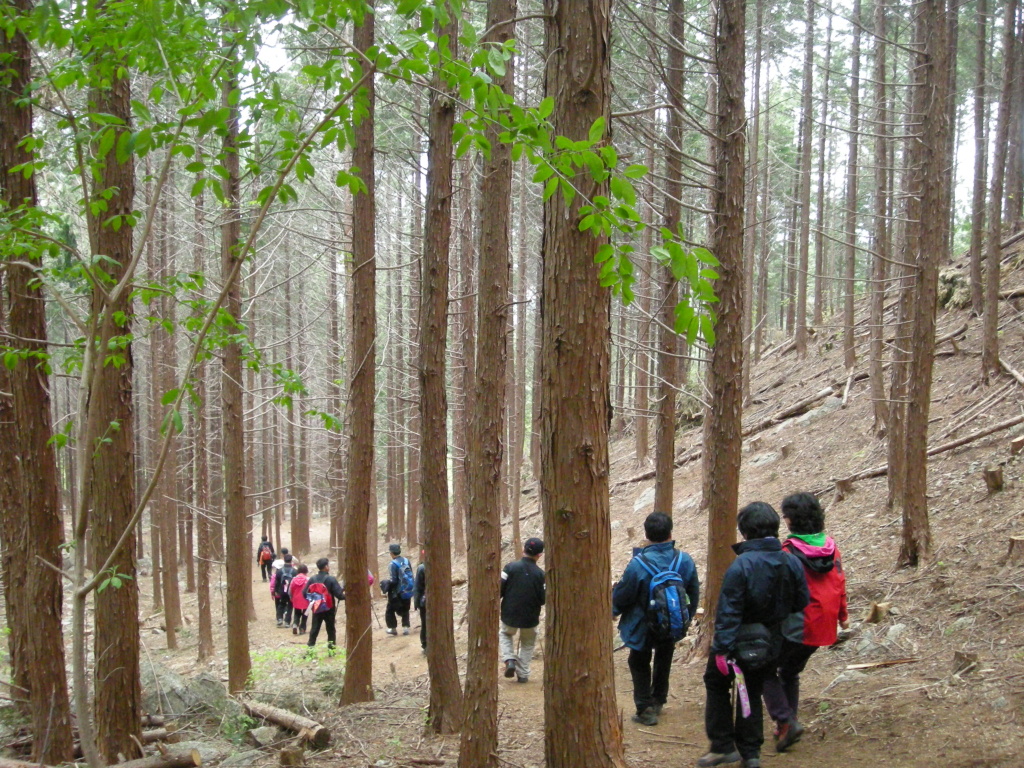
[
  {"x1": 5, "y1": 729, "x2": 174, "y2": 758},
  {"x1": 614, "y1": 447, "x2": 702, "y2": 487},
  {"x1": 999, "y1": 286, "x2": 1024, "y2": 300},
  {"x1": 830, "y1": 414, "x2": 1024, "y2": 490},
  {"x1": 241, "y1": 701, "x2": 331, "y2": 749},
  {"x1": 116, "y1": 750, "x2": 202, "y2": 768},
  {"x1": 999, "y1": 356, "x2": 1024, "y2": 387},
  {"x1": 742, "y1": 386, "x2": 835, "y2": 437},
  {"x1": 935, "y1": 321, "x2": 968, "y2": 346}
]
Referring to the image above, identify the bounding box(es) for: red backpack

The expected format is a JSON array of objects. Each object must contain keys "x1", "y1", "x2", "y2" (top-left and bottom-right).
[{"x1": 306, "y1": 581, "x2": 333, "y2": 614}]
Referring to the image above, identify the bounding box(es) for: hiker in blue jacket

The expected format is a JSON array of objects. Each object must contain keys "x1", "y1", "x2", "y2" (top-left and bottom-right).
[
  {"x1": 613, "y1": 511, "x2": 700, "y2": 726},
  {"x1": 385, "y1": 543, "x2": 413, "y2": 636}
]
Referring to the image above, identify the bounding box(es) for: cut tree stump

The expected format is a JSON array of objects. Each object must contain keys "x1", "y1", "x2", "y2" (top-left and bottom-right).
[
  {"x1": 833, "y1": 478, "x2": 855, "y2": 504},
  {"x1": 864, "y1": 601, "x2": 891, "y2": 623},
  {"x1": 241, "y1": 701, "x2": 331, "y2": 749},
  {"x1": 780, "y1": 443, "x2": 793, "y2": 459},
  {"x1": 984, "y1": 466, "x2": 1004, "y2": 493},
  {"x1": 1007, "y1": 536, "x2": 1024, "y2": 565},
  {"x1": 279, "y1": 747, "x2": 305, "y2": 768},
  {"x1": 1011, "y1": 436, "x2": 1024, "y2": 456}
]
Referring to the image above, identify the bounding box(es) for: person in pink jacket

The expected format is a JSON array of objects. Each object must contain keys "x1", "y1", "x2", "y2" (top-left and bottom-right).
[{"x1": 289, "y1": 565, "x2": 310, "y2": 635}]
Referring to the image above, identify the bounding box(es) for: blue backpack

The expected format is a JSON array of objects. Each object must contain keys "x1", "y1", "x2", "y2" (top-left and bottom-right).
[
  {"x1": 635, "y1": 551, "x2": 690, "y2": 643},
  {"x1": 394, "y1": 557, "x2": 415, "y2": 600}
]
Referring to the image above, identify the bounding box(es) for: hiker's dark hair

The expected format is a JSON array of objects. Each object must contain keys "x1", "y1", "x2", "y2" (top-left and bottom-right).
[
  {"x1": 297, "y1": 565, "x2": 309, "y2": 575},
  {"x1": 644, "y1": 511, "x2": 673, "y2": 543},
  {"x1": 316, "y1": 557, "x2": 329, "y2": 570},
  {"x1": 737, "y1": 502, "x2": 780, "y2": 540},
  {"x1": 781, "y1": 492, "x2": 825, "y2": 534}
]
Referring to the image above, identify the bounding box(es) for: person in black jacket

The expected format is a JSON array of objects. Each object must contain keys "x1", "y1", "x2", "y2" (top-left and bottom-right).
[
  {"x1": 256, "y1": 536, "x2": 275, "y2": 581},
  {"x1": 414, "y1": 549, "x2": 427, "y2": 653},
  {"x1": 697, "y1": 502, "x2": 810, "y2": 768},
  {"x1": 304, "y1": 558, "x2": 346, "y2": 650},
  {"x1": 500, "y1": 537, "x2": 545, "y2": 683},
  {"x1": 273, "y1": 554, "x2": 297, "y2": 627},
  {"x1": 385, "y1": 543, "x2": 413, "y2": 636}
]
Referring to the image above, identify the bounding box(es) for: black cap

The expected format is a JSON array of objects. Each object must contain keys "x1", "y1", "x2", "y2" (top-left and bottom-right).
[
  {"x1": 389, "y1": 543, "x2": 401, "y2": 556},
  {"x1": 283, "y1": 554, "x2": 293, "y2": 563},
  {"x1": 524, "y1": 537, "x2": 544, "y2": 556}
]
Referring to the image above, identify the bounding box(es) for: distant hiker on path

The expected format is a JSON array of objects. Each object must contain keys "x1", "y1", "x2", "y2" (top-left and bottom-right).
[
  {"x1": 613, "y1": 511, "x2": 700, "y2": 726},
  {"x1": 500, "y1": 537, "x2": 545, "y2": 683},
  {"x1": 385, "y1": 543, "x2": 414, "y2": 636},
  {"x1": 762, "y1": 492, "x2": 849, "y2": 753},
  {"x1": 256, "y1": 536, "x2": 275, "y2": 581},
  {"x1": 290, "y1": 564, "x2": 310, "y2": 636},
  {"x1": 304, "y1": 558, "x2": 345, "y2": 649},
  {"x1": 272, "y1": 554, "x2": 297, "y2": 628},
  {"x1": 698, "y1": 502, "x2": 809, "y2": 768},
  {"x1": 414, "y1": 549, "x2": 427, "y2": 653}
]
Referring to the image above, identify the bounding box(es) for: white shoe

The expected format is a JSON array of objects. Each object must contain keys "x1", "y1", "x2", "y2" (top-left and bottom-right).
[
  {"x1": 403, "y1": 628, "x2": 410, "y2": 636},
  {"x1": 386, "y1": 628, "x2": 397, "y2": 636}
]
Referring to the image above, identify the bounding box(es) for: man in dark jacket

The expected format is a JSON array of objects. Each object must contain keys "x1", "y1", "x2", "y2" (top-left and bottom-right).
[
  {"x1": 304, "y1": 558, "x2": 346, "y2": 650},
  {"x1": 273, "y1": 554, "x2": 297, "y2": 627},
  {"x1": 385, "y1": 543, "x2": 413, "y2": 636},
  {"x1": 414, "y1": 549, "x2": 427, "y2": 653},
  {"x1": 613, "y1": 511, "x2": 699, "y2": 726},
  {"x1": 500, "y1": 537, "x2": 545, "y2": 683},
  {"x1": 698, "y1": 502, "x2": 810, "y2": 768},
  {"x1": 256, "y1": 536, "x2": 275, "y2": 581}
]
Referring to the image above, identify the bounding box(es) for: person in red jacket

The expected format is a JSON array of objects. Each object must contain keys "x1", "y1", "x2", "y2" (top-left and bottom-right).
[{"x1": 763, "y1": 492, "x2": 849, "y2": 753}]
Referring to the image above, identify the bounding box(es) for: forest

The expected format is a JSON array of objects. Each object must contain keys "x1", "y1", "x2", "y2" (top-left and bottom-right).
[{"x1": 1, "y1": 0, "x2": 1023, "y2": 766}]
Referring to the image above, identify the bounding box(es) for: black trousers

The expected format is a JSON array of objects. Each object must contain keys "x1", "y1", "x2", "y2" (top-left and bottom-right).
[
  {"x1": 260, "y1": 562, "x2": 272, "y2": 581},
  {"x1": 385, "y1": 596, "x2": 411, "y2": 629},
  {"x1": 275, "y1": 595, "x2": 293, "y2": 625},
  {"x1": 308, "y1": 608, "x2": 337, "y2": 647},
  {"x1": 762, "y1": 640, "x2": 817, "y2": 725},
  {"x1": 627, "y1": 640, "x2": 675, "y2": 715},
  {"x1": 418, "y1": 605, "x2": 427, "y2": 649},
  {"x1": 704, "y1": 655, "x2": 769, "y2": 761},
  {"x1": 292, "y1": 607, "x2": 308, "y2": 633}
]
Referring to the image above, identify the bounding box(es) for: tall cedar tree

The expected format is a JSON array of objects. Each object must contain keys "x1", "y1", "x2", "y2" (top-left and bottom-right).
[
  {"x1": 794, "y1": 0, "x2": 814, "y2": 357},
  {"x1": 419, "y1": 2, "x2": 463, "y2": 732},
  {"x1": 899, "y1": 0, "x2": 954, "y2": 566},
  {"x1": 0, "y1": 1, "x2": 74, "y2": 759},
  {"x1": 459, "y1": 0, "x2": 516, "y2": 759},
  {"x1": 843, "y1": 0, "x2": 862, "y2": 371},
  {"x1": 969, "y1": 0, "x2": 988, "y2": 316},
  {"x1": 539, "y1": 0, "x2": 626, "y2": 763},
  {"x1": 86, "y1": 5, "x2": 142, "y2": 756},
  {"x1": 341, "y1": 0, "x2": 377, "y2": 705},
  {"x1": 868, "y1": 1, "x2": 890, "y2": 433},
  {"x1": 982, "y1": 0, "x2": 1017, "y2": 379},
  {"x1": 221, "y1": 24, "x2": 251, "y2": 693},
  {"x1": 653, "y1": 0, "x2": 685, "y2": 515},
  {"x1": 699, "y1": 0, "x2": 746, "y2": 643}
]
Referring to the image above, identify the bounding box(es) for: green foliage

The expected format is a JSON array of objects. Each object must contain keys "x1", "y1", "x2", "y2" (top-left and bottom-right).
[
  {"x1": 96, "y1": 565, "x2": 134, "y2": 594},
  {"x1": 220, "y1": 712, "x2": 257, "y2": 744}
]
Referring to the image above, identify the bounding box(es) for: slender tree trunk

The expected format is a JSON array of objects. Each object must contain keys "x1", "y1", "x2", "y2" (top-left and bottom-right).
[
  {"x1": 970, "y1": 0, "x2": 989, "y2": 315},
  {"x1": 754, "y1": 76, "x2": 772, "y2": 362},
  {"x1": 221, "y1": 28, "x2": 250, "y2": 693},
  {"x1": 983, "y1": 0, "x2": 1017, "y2": 379},
  {"x1": 418, "y1": 3, "x2": 463, "y2": 732},
  {"x1": 1004, "y1": 20, "x2": 1024, "y2": 228},
  {"x1": 341, "y1": 2, "x2": 377, "y2": 705},
  {"x1": 844, "y1": 0, "x2": 863, "y2": 371},
  {"x1": 698, "y1": 0, "x2": 747, "y2": 649},
  {"x1": 870, "y1": 2, "x2": 891, "y2": 434},
  {"x1": 407, "y1": 135, "x2": 423, "y2": 552},
  {"x1": 813, "y1": 9, "x2": 833, "y2": 327},
  {"x1": 795, "y1": 0, "x2": 814, "y2": 356},
  {"x1": 742, "y1": 0, "x2": 763, "y2": 399},
  {"x1": 634, "y1": 146, "x2": 654, "y2": 463},
  {"x1": 540, "y1": 0, "x2": 625, "y2": 762},
  {"x1": 509, "y1": 160, "x2": 529, "y2": 558},
  {"x1": 0, "y1": 4, "x2": 74, "y2": 756},
  {"x1": 898, "y1": 0, "x2": 953, "y2": 567}
]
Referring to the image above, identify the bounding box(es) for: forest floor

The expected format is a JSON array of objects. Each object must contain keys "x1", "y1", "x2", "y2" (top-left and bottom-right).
[{"x1": 7, "y1": 254, "x2": 1024, "y2": 768}]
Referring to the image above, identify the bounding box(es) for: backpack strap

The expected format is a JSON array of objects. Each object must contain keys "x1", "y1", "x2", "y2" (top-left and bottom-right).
[{"x1": 634, "y1": 552, "x2": 658, "y2": 578}]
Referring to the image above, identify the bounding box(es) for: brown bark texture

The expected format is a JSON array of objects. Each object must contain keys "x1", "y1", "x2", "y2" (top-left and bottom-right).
[
  {"x1": 458, "y1": 0, "x2": 516, "y2": 761},
  {"x1": 699, "y1": 0, "x2": 747, "y2": 644},
  {"x1": 341, "y1": 3, "x2": 376, "y2": 705},
  {"x1": 539, "y1": 0, "x2": 625, "y2": 763},
  {"x1": 869, "y1": 1, "x2": 890, "y2": 434},
  {"x1": 794, "y1": 0, "x2": 814, "y2": 356},
  {"x1": 418, "y1": 5, "x2": 463, "y2": 733},
  {"x1": 0, "y1": 2, "x2": 74, "y2": 758},
  {"x1": 969, "y1": 0, "x2": 988, "y2": 316},
  {"x1": 843, "y1": 0, "x2": 862, "y2": 371}
]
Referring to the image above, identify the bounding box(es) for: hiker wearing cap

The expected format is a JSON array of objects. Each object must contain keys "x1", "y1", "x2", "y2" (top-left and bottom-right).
[
  {"x1": 272, "y1": 554, "x2": 297, "y2": 627},
  {"x1": 499, "y1": 537, "x2": 546, "y2": 683},
  {"x1": 385, "y1": 543, "x2": 414, "y2": 636},
  {"x1": 613, "y1": 511, "x2": 700, "y2": 726},
  {"x1": 698, "y1": 502, "x2": 809, "y2": 768},
  {"x1": 304, "y1": 558, "x2": 345, "y2": 648},
  {"x1": 256, "y1": 536, "x2": 275, "y2": 581}
]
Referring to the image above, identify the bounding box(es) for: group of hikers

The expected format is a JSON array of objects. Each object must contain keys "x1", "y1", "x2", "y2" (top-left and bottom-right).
[
  {"x1": 611, "y1": 492, "x2": 847, "y2": 768},
  {"x1": 254, "y1": 489, "x2": 846, "y2": 768}
]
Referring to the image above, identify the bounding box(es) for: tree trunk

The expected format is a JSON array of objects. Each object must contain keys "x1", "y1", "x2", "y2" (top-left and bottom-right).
[
  {"x1": 843, "y1": 0, "x2": 862, "y2": 371},
  {"x1": 654, "y1": 0, "x2": 686, "y2": 517},
  {"x1": 509, "y1": 159, "x2": 530, "y2": 558},
  {"x1": 698, "y1": 0, "x2": 746, "y2": 649},
  {"x1": 970, "y1": 0, "x2": 989, "y2": 315},
  {"x1": 0, "y1": 4, "x2": 74, "y2": 757},
  {"x1": 407, "y1": 136, "x2": 423, "y2": 552},
  {"x1": 898, "y1": 0, "x2": 953, "y2": 567},
  {"x1": 982, "y1": 0, "x2": 1017, "y2": 379},
  {"x1": 540, "y1": 0, "x2": 625, "y2": 762},
  {"x1": 221, "y1": 29, "x2": 251, "y2": 693},
  {"x1": 340, "y1": 3, "x2": 376, "y2": 705},
  {"x1": 742, "y1": 0, "x2": 763, "y2": 399},
  {"x1": 794, "y1": 0, "x2": 814, "y2": 356},
  {"x1": 87, "y1": 32, "x2": 142, "y2": 760},
  {"x1": 418, "y1": 3, "x2": 463, "y2": 732},
  {"x1": 869, "y1": 1, "x2": 891, "y2": 434},
  {"x1": 813, "y1": 10, "x2": 834, "y2": 327}
]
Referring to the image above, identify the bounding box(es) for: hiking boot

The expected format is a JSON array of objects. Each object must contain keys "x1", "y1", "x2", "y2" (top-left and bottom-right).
[
  {"x1": 386, "y1": 628, "x2": 397, "y2": 636},
  {"x1": 652, "y1": 703, "x2": 664, "y2": 716},
  {"x1": 741, "y1": 760, "x2": 761, "y2": 768},
  {"x1": 696, "y1": 752, "x2": 741, "y2": 767},
  {"x1": 504, "y1": 659, "x2": 517, "y2": 678},
  {"x1": 403, "y1": 628, "x2": 410, "y2": 636},
  {"x1": 276, "y1": 620, "x2": 283, "y2": 627},
  {"x1": 517, "y1": 676, "x2": 529, "y2": 683},
  {"x1": 631, "y1": 707, "x2": 658, "y2": 726},
  {"x1": 775, "y1": 720, "x2": 804, "y2": 752}
]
